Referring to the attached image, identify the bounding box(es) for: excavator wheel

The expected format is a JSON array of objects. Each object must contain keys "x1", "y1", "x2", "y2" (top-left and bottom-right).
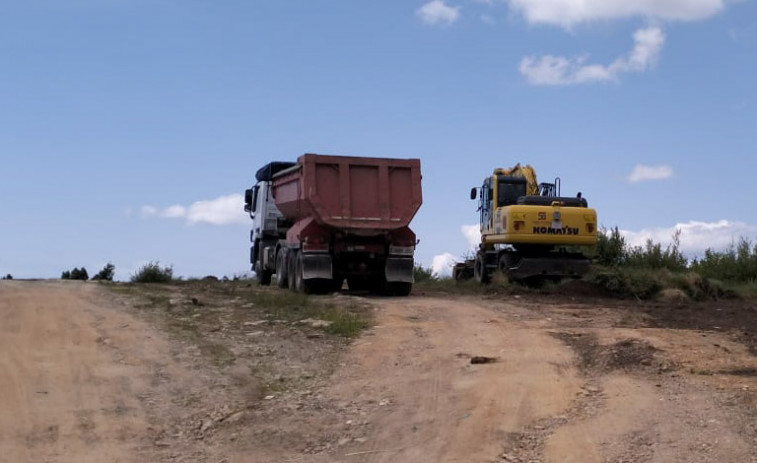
[
  {"x1": 474, "y1": 252, "x2": 490, "y2": 284},
  {"x1": 497, "y1": 252, "x2": 520, "y2": 278}
]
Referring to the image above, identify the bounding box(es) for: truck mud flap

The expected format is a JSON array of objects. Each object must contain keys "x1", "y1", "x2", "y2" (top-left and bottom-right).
[
  {"x1": 507, "y1": 257, "x2": 590, "y2": 280},
  {"x1": 385, "y1": 257, "x2": 414, "y2": 283},
  {"x1": 301, "y1": 253, "x2": 333, "y2": 280}
]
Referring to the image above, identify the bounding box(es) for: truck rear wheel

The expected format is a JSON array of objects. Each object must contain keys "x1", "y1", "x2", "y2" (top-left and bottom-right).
[
  {"x1": 288, "y1": 250, "x2": 298, "y2": 292},
  {"x1": 347, "y1": 277, "x2": 370, "y2": 292},
  {"x1": 275, "y1": 250, "x2": 288, "y2": 288},
  {"x1": 293, "y1": 251, "x2": 319, "y2": 294},
  {"x1": 256, "y1": 268, "x2": 272, "y2": 286},
  {"x1": 330, "y1": 276, "x2": 345, "y2": 293},
  {"x1": 387, "y1": 282, "x2": 412, "y2": 297}
]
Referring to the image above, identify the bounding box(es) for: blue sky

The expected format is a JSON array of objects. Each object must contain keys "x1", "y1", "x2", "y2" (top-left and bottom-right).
[{"x1": 1, "y1": 0, "x2": 755, "y2": 280}]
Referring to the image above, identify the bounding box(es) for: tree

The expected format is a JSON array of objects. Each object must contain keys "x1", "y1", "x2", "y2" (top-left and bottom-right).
[
  {"x1": 62, "y1": 267, "x2": 88, "y2": 280},
  {"x1": 91, "y1": 262, "x2": 116, "y2": 281}
]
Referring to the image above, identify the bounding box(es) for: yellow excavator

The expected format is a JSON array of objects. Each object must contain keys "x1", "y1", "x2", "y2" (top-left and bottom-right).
[{"x1": 454, "y1": 164, "x2": 597, "y2": 283}]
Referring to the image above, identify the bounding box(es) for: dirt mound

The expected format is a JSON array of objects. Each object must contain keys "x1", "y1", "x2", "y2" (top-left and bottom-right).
[
  {"x1": 656, "y1": 288, "x2": 689, "y2": 304},
  {"x1": 553, "y1": 333, "x2": 658, "y2": 375},
  {"x1": 555, "y1": 280, "x2": 612, "y2": 298}
]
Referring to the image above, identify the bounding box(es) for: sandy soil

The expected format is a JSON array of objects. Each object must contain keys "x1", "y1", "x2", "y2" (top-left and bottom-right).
[{"x1": 2, "y1": 280, "x2": 757, "y2": 462}]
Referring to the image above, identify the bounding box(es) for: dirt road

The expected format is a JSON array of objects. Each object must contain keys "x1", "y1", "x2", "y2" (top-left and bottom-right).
[
  {"x1": 2, "y1": 280, "x2": 756, "y2": 462},
  {"x1": 0, "y1": 281, "x2": 240, "y2": 462}
]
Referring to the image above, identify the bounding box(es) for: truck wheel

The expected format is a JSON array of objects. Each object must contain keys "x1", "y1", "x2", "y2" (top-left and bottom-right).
[
  {"x1": 288, "y1": 250, "x2": 298, "y2": 292},
  {"x1": 256, "y1": 268, "x2": 272, "y2": 286},
  {"x1": 295, "y1": 253, "x2": 322, "y2": 294},
  {"x1": 387, "y1": 282, "x2": 412, "y2": 297},
  {"x1": 474, "y1": 252, "x2": 490, "y2": 284},
  {"x1": 275, "y1": 250, "x2": 288, "y2": 288},
  {"x1": 347, "y1": 277, "x2": 369, "y2": 292},
  {"x1": 329, "y1": 276, "x2": 344, "y2": 293}
]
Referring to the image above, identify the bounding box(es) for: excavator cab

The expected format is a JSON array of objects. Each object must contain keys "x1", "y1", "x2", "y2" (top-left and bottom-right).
[
  {"x1": 469, "y1": 176, "x2": 527, "y2": 205},
  {"x1": 496, "y1": 176, "x2": 527, "y2": 206}
]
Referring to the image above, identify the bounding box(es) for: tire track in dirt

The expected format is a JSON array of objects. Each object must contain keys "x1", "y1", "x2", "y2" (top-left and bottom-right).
[{"x1": 324, "y1": 296, "x2": 583, "y2": 463}]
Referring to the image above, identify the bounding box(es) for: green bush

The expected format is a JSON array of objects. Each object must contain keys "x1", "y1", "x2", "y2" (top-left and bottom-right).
[
  {"x1": 91, "y1": 262, "x2": 116, "y2": 281},
  {"x1": 691, "y1": 238, "x2": 757, "y2": 283},
  {"x1": 593, "y1": 227, "x2": 687, "y2": 272},
  {"x1": 625, "y1": 229, "x2": 688, "y2": 272},
  {"x1": 594, "y1": 226, "x2": 627, "y2": 266},
  {"x1": 413, "y1": 263, "x2": 436, "y2": 283},
  {"x1": 1, "y1": 274, "x2": 12, "y2": 280},
  {"x1": 131, "y1": 261, "x2": 173, "y2": 283},
  {"x1": 587, "y1": 267, "x2": 662, "y2": 299},
  {"x1": 589, "y1": 227, "x2": 757, "y2": 299},
  {"x1": 61, "y1": 267, "x2": 88, "y2": 280}
]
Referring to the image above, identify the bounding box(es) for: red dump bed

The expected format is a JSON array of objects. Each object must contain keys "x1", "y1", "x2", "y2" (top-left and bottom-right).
[{"x1": 272, "y1": 153, "x2": 422, "y2": 231}]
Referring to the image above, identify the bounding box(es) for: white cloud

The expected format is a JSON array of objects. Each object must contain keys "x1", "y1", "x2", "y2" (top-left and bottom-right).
[
  {"x1": 141, "y1": 194, "x2": 247, "y2": 225},
  {"x1": 428, "y1": 225, "x2": 480, "y2": 277},
  {"x1": 416, "y1": 0, "x2": 461, "y2": 25},
  {"x1": 619, "y1": 220, "x2": 757, "y2": 256},
  {"x1": 141, "y1": 205, "x2": 158, "y2": 217},
  {"x1": 162, "y1": 205, "x2": 187, "y2": 218},
  {"x1": 520, "y1": 26, "x2": 665, "y2": 85},
  {"x1": 431, "y1": 253, "x2": 459, "y2": 277},
  {"x1": 507, "y1": 0, "x2": 729, "y2": 28},
  {"x1": 461, "y1": 224, "x2": 481, "y2": 250},
  {"x1": 627, "y1": 164, "x2": 674, "y2": 183}
]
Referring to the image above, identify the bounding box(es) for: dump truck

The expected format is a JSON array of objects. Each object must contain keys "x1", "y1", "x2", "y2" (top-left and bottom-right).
[
  {"x1": 454, "y1": 163, "x2": 597, "y2": 283},
  {"x1": 245, "y1": 153, "x2": 422, "y2": 295}
]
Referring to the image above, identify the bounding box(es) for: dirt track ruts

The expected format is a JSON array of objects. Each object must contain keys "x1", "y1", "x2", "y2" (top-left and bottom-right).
[{"x1": 2, "y1": 280, "x2": 757, "y2": 462}]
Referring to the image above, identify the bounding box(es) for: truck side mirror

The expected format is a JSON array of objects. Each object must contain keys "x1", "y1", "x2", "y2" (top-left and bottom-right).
[
  {"x1": 470, "y1": 187, "x2": 477, "y2": 200},
  {"x1": 244, "y1": 188, "x2": 253, "y2": 213}
]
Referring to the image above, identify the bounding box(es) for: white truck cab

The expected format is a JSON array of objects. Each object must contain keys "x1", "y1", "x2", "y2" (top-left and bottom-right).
[{"x1": 244, "y1": 162, "x2": 295, "y2": 284}]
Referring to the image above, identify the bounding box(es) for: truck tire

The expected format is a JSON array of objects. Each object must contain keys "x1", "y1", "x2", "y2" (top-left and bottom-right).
[
  {"x1": 256, "y1": 268, "x2": 272, "y2": 286},
  {"x1": 288, "y1": 250, "x2": 298, "y2": 292},
  {"x1": 298, "y1": 253, "x2": 331, "y2": 294},
  {"x1": 474, "y1": 252, "x2": 490, "y2": 284},
  {"x1": 294, "y1": 253, "x2": 305, "y2": 293},
  {"x1": 347, "y1": 277, "x2": 370, "y2": 292},
  {"x1": 275, "y1": 250, "x2": 288, "y2": 288},
  {"x1": 330, "y1": 275, "x2": 345, "y2": 293},
  {"x1": 387, "y1": 282, "x2": 412, "y2": 297}
]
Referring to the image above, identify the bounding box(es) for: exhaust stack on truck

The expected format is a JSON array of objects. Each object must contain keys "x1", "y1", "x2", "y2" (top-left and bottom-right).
[{"x1": 245, "y1": 153, "x2": 422, "y2": 296}]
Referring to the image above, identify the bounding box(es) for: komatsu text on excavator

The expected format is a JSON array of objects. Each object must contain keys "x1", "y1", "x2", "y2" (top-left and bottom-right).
[{"x1": 454, "y1": 164, "x2": 597, "y2": 283}]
